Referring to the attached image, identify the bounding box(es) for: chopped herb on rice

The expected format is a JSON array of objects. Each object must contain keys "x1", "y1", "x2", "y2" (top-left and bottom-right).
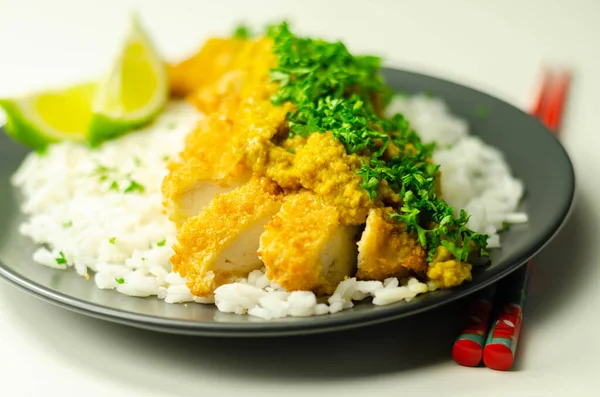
[
  {"x1": 124, "y1": 180, "x2": 145, "y2": 194},
  {"x1": 55, "y1": 251, "x2": 67, "y2": 265}
]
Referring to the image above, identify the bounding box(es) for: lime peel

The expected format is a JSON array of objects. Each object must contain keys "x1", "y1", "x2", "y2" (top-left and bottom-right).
[
  {"x1": 0, "y1": 13, "x2": 168, "y2": 151},
  {"x1": 87, "y1": 13, "x2": 168, "y2": 147},
  {"x1": 0, "y1": 82, "x2": 95, "y2": 152}
]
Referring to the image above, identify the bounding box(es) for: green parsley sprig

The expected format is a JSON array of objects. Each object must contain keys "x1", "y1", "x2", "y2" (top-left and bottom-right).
[
  {"x1": 55, "y1": 251, "x2": 67, "y2": 265},
  {"x1": 265, "y1": 22, "x2": 488, "y2": 261}
]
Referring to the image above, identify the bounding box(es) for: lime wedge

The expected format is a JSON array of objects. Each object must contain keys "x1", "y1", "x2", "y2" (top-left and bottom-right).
[
  {"x1": 87, "y1": 14, "x2": 168, "y2": 147},
  {"x1": 0, "y1": 82, "x2": 96, "y2": 152},
  {"x1": 0, "y1": 13, "x2": 167, "y2": 151}
]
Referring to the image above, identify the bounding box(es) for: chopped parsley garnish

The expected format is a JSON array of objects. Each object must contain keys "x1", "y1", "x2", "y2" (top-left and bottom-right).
[
  {"x1": 95, "y1": 165, "x2": 116, "y2": 182},
  {"x1": 109, "y1": 237, "x2": 116, "y2": 244},
  {"x1": 162, "y1": 155, "x2": 170, "y2": 162},
  {"x1": 115, "y1": 277, "x2": 125, "y2": 285},
  {"x1": 475, "y1": 105, "x2": 488, "y2": 119},
  {"x1": 286, "y1": 148, "x2": 295, "y2": 154},
  {"x1": 63, "y1": 221, "x2": 73, "y2": 228},
  {"x1": 55, "y1": 251, "x2": 67, "y2": 265},
  {"x1": 157, "y1": 239, "x2": 166, "y2": 247},
  {"x1": 95, "y1": 165, "x2": 116, "y2": 174},
  {"x1": 101, "y1": 166, "x2": 144, "y2": 193},
  {"x1": 265, "y1": 22, "x2": 488, "y2": 261},
  {"x1": 124, "y1": 180, "x2": 145, "y2": 194},
  {"x1": 233, "y1": 24, "x2": 252, "y2": 39}
]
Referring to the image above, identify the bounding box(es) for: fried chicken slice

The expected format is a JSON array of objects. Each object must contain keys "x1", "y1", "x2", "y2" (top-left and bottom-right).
[
  {"x1": 169, "y1": 38, "x2": 256, "y2": 97},
  {"x1": 259, "y1": 190, "x2": 358, "y2": 295},
  {"x1": 162, "y1": 115, "x2": 252, "y2": 226},
  {"x1": 162, "y1": 96, "x2": 293, "y2": 226},
  {"x1": 171, "y1": 177, "x2": 283, "y2": 297},
  {"x1": 168, "y1": 36, "x2": 277, "y2": 114},
  {"x1": 163, "y1": 36, "x2": 288, "y2": 226},
  {"x1": 356, "y1": 208, "x2": 428, "y2": 280}
]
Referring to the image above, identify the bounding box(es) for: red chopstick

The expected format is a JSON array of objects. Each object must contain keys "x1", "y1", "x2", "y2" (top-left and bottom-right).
[
  {"x1": 452, "y1": 285, "x2": 497, "y2": 366},
  {"x1": 453, "y1": 68, "x2": 571, "y2": 370},
  {"x1": 482, "y1": 262, "x2": 530, "y2": 370},
  {"x1": 531, "y1": 69, "x2": 571, "y2": 132}
]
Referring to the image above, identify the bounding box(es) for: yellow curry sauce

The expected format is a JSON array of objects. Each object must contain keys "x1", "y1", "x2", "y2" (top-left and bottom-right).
[{"x1": 164, "y1": 25, "x2": 486, "y2": 295}]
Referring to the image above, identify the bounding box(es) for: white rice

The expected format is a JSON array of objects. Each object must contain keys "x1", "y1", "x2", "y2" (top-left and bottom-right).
[
  {"x1": 12, "y1": 101, "x2": 200, "y2": 300},
  {"x1": 10, "y1": 94, "x2": 526, "y2": 320},
  {"x1": 213, "y1": 268, "x2": 429, "y2": 319}
]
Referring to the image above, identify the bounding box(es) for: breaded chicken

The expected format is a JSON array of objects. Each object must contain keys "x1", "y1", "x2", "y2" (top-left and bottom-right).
[
  {"x1": 259, "y1": 190, "x2": 358, "y2": 295},
  {"x1": 166, "y1": 31, "x2": 469, "y2": 298},
  {"x1": 169, "y1": 38, "x2": 243, "y2": 97},
  {"x1": 187, "y1": 39, "x2": 279, "y2": 115},
  {"x1": 163, "y1": 36, "x2": 289, "y2": 226},
  {"x1": 162, "y1": 99, "x2": 292, "y2": 225},
  {"x1": 171, "y1": 177, "x2": 283, "y2": 297},
  {"x1": 356, "y1": 208, "x2": 428, "y2": 280},
  {"x1": 168, "y1": 37, "x2": 277, "y2": 113},
  {"x1": 162, "y1": 164, "x2": 250, "y2": 226},
  {"x1": 162, "y1": 115, "x2": 252, "y2": 225},
  {"x1": 426, "y1": 246, "x2": 472, "y2": 288}
]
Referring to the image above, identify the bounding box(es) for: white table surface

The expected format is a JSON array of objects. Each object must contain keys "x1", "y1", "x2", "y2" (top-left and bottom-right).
[{"x1": 1, "y1": 0, "x2": 599, "y2": 395}]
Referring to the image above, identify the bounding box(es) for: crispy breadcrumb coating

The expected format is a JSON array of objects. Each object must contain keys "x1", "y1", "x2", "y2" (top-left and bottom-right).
[
  {"x1": 171, "y1": 177, "x2": 283, "y2": 297},
  {"x1": 356, "y1": 208, "x2": 428, "y2": 280},
  {"x1": 162, "y1": 115, "x2": 252, "y2": 225},
  {"x1": 169, "y1": 37, "x2": 275, "y2": 105},
  {"x1": 259, "y1": 190, "x2": 358, "y2": 295},
  {"x1": 164, "y1": 32, "x2": 466, "y2": 298},
  {"x1": 163, "y1": 37, "x2": 288, "y2": 225}
]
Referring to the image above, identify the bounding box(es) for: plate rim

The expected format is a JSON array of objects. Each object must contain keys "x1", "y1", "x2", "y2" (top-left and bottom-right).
[{"x1": 0, "y1": 67, "x2": 576, "y2": 337}]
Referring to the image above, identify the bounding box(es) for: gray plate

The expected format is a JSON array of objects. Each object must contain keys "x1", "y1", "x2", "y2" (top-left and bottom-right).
[{"x1": 0, "y1": 68, "x2": 575, "y2": 337}]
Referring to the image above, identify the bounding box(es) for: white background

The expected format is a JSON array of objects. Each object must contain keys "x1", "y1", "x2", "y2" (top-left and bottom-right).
[{"x1": 1, "y1": 0, "x2": 599, "y2": 396}]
